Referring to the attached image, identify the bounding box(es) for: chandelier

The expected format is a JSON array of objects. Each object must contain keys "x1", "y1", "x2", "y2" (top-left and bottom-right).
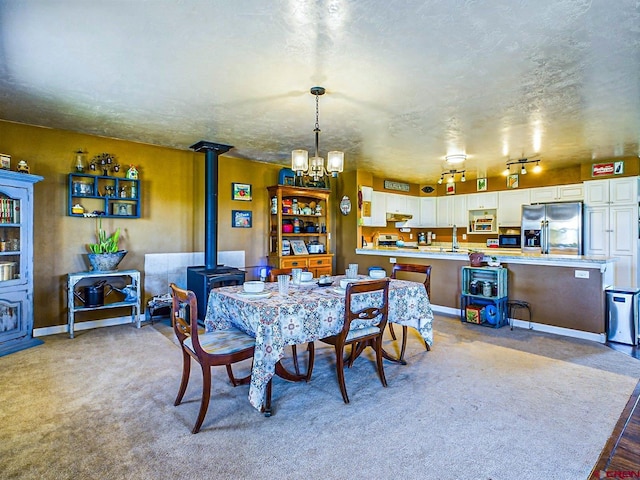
[
  {"x1": 291, "y1": 87, "x2": 344, "y2": 181},
  {"x1": 504, "y1": 158, "x2": 541, "y2": 175}
]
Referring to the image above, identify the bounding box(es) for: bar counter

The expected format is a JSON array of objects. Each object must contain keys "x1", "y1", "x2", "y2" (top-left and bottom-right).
[{"x1": 355, "y1": 246, "x2": 615, "y2": 341}]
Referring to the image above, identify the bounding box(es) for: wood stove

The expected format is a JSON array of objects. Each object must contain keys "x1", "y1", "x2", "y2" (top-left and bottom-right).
[{"x1": 187, "y1": 141, "x2": 246, "y2": 320}]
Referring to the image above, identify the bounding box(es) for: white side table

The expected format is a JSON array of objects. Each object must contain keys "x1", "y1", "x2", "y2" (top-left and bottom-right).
[{"x1": 67, "y1": 269, "x2": 141, "y2": 338}]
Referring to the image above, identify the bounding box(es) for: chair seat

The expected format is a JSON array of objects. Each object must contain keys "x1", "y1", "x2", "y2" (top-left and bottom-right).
[
  {"x1": 184, "y1": 327, "x2": 255, "y2": 355},
  {"x1": 346, "y1": 325, "x2": 380, "y2": 342}
]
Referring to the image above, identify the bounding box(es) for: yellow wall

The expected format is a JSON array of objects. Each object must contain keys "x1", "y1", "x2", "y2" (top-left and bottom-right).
[{"x1": 0, "y1": 120, "x2": 280, "y2": 329}]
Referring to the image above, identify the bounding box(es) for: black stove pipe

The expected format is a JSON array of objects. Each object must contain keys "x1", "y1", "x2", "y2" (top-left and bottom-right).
[{"x1": 189, "y1": 140, "x2": 233, "y2": 270}]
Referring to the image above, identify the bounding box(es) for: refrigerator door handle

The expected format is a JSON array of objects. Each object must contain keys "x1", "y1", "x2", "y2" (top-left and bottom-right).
[{"x1": 540, "y1": 220, "x2": 546, "y2": 254}]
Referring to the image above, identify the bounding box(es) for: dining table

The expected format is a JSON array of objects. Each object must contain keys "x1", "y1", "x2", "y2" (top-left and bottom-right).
[{"x1": 204, "y1": 275, "x2": 434, "y2": 412}]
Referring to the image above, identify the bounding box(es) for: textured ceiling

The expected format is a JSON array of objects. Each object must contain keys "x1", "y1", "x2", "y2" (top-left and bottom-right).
[{"x1": 0, "y1": 0, "x2": 638, "y2": 184}]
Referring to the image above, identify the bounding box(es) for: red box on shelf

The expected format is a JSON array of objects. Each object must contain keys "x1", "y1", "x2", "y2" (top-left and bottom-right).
[{"x1": 465, "y1": 305, "x2": 485, "y2": 324}]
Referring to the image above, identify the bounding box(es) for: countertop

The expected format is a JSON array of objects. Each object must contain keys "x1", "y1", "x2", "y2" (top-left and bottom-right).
[{"x1": 356, "y1": 246, "x2": 614, "y2": 269}]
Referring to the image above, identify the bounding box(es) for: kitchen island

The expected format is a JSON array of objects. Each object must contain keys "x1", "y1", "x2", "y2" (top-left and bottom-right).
[{"x1": 355, "y1": 246, "x2": 615, "y2": 341}]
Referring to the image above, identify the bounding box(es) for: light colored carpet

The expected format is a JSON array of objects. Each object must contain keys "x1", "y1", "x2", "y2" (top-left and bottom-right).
[{"x1": 1, "y1": 315, "x2": 639, "y2": 480}]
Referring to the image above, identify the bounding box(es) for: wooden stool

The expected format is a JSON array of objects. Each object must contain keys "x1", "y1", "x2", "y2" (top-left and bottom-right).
[{"x1": 507, "y1": 300, "x2": 532, "y2": 330}]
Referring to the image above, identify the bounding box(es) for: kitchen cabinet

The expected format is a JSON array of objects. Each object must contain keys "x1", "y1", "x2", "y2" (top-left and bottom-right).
[
  {"x1": 0, "y1": 171, "x2": 43, "y2": 357},
  {"x1": 385, "y1": 193, "x2": 410, "y2": 214},
  {"x1": 584, "y1": 177, "x2": 637, "y2": 206},
  {"x1": 401, "y1": 196, "x2": 421, "y2": 227},
  {"x1": 530, "y1": 183, "x2": 583, "y2": 203},
  {"x1": 68, "y1": 173, "x2": 140, "y2": 218},
  {"x1": 418, "y1": 197, "x2": 437, "y2": 227},
  {"x1": 267, "y1": 185, "x2": 333, "y2": 277},
  {"x1": 370, "y1": 191, "x2": 387, "y2": 226},
  {"x1": 436, "y1": 195, "x2": 467, "y2": 228},
  {"x1": 584, "y1": 177, "x2": 638, "y2": 287},
  {"x1": 498, "y1": 189, "x2": 531, "y2": 226},
  {"x1": 466, "y1": 191, "x2": 498, "y2": 210}
]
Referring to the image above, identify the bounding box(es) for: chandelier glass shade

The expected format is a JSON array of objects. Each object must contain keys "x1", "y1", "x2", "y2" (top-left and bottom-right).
[{"x1": 291, "y1": 87, "x2": 344, "y2": 181}]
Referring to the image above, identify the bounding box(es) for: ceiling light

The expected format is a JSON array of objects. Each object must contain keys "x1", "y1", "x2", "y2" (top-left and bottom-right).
[
  {"x1": 503, "y1": 165, "x2": 510, "y2": 176},
  {"x1": 445, "y1": 154, "x2": 466, "y2": 164},
  {"x1": 439, "y1": 168, "x2": 465, "y2": 185},
  {"x1": 292, "y1": 86, "x2": 344, "y2": 181},
  {"x1": 505, "y1": 157, "x2": 541, "y2": 175}
]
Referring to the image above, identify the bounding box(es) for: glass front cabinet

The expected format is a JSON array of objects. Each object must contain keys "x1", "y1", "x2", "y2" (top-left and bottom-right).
[{"x1": 0, "y1": 170, "x2": 43, "y2": 356}]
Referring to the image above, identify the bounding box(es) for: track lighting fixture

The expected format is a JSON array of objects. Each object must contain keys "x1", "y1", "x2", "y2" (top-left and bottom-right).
[{"x1": 505, "y1": 157, "x2": 542, "y2": 176}]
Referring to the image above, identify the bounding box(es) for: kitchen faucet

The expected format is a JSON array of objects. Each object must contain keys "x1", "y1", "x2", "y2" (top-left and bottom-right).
[{"x1": 452, "y1": 224, "x2": 459, "y2": 251}]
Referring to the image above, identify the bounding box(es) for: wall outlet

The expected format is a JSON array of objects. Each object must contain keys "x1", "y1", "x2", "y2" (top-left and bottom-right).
[
  {"x1": 390, "y1": 257, "x2": 396, "y2": 264},
  {"x1": 432, "y1": 233, "x2": 436, "y2": 239},
  {"x1": 575, "y1": 270, "x2": 589, "y2": 279},
  {"x1": 462, "y1": 234, "x2": 467, "y2": 240},
  {"x1": 409, "y1": 233, "x2": 413, "y2": 240}
]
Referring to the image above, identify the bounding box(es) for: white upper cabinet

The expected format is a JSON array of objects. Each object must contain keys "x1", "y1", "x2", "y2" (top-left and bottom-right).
[
  {"x1": 466, "y1": 191, "x2": 498, "y2": 210},
  {"x1": 369, "y1": 191, "x2": 387, "y2": 226},
  {"x1": 436, "y1": 195, "x2": 467, "y2": 227},
  {"x1": 498, "y1": 189, "x2": 531, "y2": 226},
  {"x1": 385, "y1": 193, "x2": 409, "y2": 213},
  {"x1": 530, "y1": 184, "x2": 583, "y2": 203},
  {"x1": 402, "y1": 196, "x2": 421, "y2": 227},
  {"x1": 418, "y1": 197, "x2": 437, "y2": 227},
  {"x1": 584, "y1": 177, "x2": 637, "y2": 205}
]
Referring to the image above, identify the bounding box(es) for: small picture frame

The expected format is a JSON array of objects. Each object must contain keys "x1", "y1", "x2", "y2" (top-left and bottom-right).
[
  {"x1": 0, "y1": 154, "x2": 10, "y2": 170},
  {"x1": 283, "y1": 176, "x2": 295, "y2": 186},
  {"x1": 476, "y1": 178, "x2": 487, "y2": 191},
  {"x1": 507, "y1": 174, "x2": 519, "y2": 189},
  {"x1": 112, "y1": 202, "x2": 134, "y2": 216},
  {"x1": 232, "y1": 210, "x2": 252, "y2": 228},
  {"x1": 290, "y1": 239, "x2": 309, "y2": 255},
  {"x1": 232, "y1": 183, "x2": 252, "y2": 201},
  {"x1": 445, "y1": 183, "x2": 455, "y2": 195}
]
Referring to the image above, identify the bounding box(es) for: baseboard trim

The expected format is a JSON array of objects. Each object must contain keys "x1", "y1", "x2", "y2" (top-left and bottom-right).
[
  {"x1": 431, "y1": 304, "x2": 606, "y2": 343},
  {"x1": 34, "y1": 315, "x2": 143, "y2": 337}
]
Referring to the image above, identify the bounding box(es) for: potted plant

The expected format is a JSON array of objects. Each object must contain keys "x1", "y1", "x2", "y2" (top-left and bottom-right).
[
  {"x1": 86, "y1": 219, "x2": 127, "y2": 271},
  {"x1": 468, "y1": 250, "x2": 484, "y2": 267}
]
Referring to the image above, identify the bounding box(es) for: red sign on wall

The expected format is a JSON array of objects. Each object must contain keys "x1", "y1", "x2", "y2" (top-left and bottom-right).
[
  {"x1": 592, "y1": 161, "x2": 624, "y2": 176},
  {"x1": 592, "y1": 163, "x2": 614, "y2": 176}
]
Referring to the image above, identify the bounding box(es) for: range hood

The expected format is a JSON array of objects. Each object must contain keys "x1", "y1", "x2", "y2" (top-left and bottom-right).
[{"x1": 386, "y1": 212, "x2": 413, "y2": 222}]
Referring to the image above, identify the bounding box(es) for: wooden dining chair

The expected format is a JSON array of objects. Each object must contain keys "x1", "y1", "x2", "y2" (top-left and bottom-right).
[
  {"x1": 265, "y1": 267, "x2": 314, "y2": 378},
  {"x1": 389, "y1": 263, "x2": 432, "y2": 362},
  {"x1": 319, "y1": 279, "x2": 390, "y2": 404},
  {"x1": 267, "y1": 266, "x2": 307, "y2": 282},
  {"x1": 169, "y1": 283, "x2": 256, "y2": 434}
]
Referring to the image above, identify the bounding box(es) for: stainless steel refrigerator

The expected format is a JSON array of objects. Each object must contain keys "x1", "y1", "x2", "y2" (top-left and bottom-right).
[{"x1": 521, "y1": 202, "x2": 583, "y2": 254}]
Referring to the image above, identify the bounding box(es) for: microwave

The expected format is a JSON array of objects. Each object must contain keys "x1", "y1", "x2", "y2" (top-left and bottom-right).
[{"x1": 498, "y1": 234, "x2": 521, "y2": 248}]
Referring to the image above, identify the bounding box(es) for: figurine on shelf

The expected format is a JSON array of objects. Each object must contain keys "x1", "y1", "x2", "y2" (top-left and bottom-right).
[
  {"x1": 16, "y1": 160, "x2": 30, "y2": 174},
  {"x1": 126, "y1": 165, "x2": 138, "y2": 180},
  {"x1": 74, "y1": 150, "x2": 86, "y2": 172}
]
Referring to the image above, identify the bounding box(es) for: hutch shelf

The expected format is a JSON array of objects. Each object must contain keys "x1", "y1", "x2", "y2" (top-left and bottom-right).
[
  {"x1": 267, "y1": 185, "x2": 333, "y2": 277},
  {"x1": 0, "y1": 170, "x2": 43, "y2": 357},
  {"x1": 68, "y1": 173, "x2": 140, "y2": 218}
]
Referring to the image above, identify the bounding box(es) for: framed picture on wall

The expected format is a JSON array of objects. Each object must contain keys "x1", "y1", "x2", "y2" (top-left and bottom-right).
[
  {"x1": 445, "y1": 183, "x2": 455, "y2": 195},
  {"x1": 232, "y1": 210, "x2": 252, "y2": 228},
  {"x1": 507, "y1": 174, "x2": 519, "y2": 189},
  {"x1": 232, "y1": 183, "x2": 252, "y2": 201},
  {"x1": 477, "y1": 178, "x2": 487, "y2": 191}
]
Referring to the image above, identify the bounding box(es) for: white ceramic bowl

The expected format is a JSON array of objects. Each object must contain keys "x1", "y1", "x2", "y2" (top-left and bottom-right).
[
  {"x1": 244, "y1": 281, "x2": 265, "y2": 293},
  {"x1": 300, "y1": 271, "x2": 313, "y2": 282},
  {"x1": 369, "y1": 269, "x2": 386, "y2": 279},
  {"x1": 340, "y1": 278, "x2": 352, "y2": 290}
]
